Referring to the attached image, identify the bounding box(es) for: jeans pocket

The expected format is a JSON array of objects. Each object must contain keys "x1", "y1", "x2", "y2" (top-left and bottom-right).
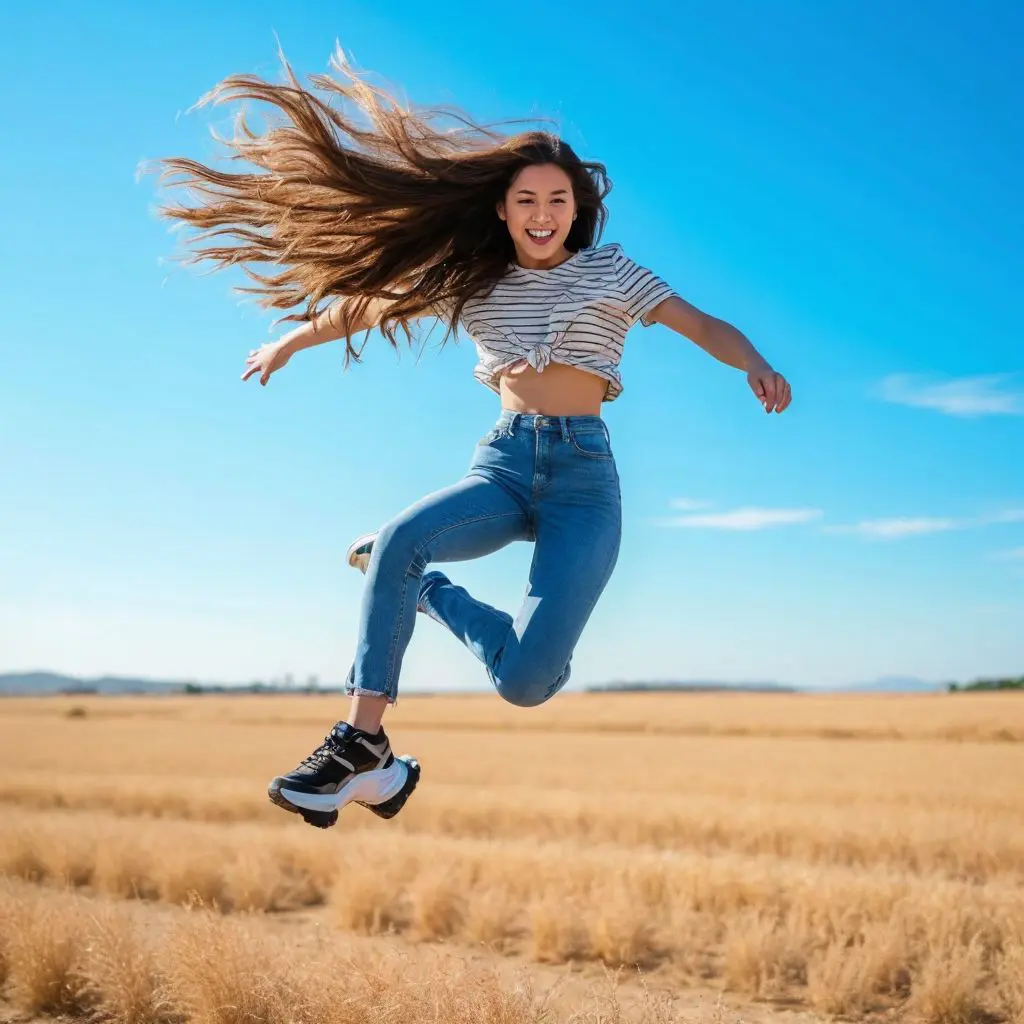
[{"x1": 569, "y1": 429, "x2": 613, "y2": 460}]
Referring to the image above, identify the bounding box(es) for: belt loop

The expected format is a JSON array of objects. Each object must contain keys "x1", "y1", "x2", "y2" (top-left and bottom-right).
[
  {"x1": 508, "y1": 412, "x2": 520, "y2": 436},
  {"x1": 559, "y1": 416, "x2": 570, "y2": 442}
]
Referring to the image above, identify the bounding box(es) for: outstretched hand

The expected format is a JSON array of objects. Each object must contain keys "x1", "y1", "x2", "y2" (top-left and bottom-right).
[
  {"x1": 747, "y1": 363, "x2": 792, "y2": 414},
  {"x1": 242, "y1": 340, "x2": 293, "y2": 387}
]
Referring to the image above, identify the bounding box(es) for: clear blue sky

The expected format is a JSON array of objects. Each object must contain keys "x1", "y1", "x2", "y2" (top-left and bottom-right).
[{"x1": 2, "y1": 1, "x2": 1021, "y2": 689}]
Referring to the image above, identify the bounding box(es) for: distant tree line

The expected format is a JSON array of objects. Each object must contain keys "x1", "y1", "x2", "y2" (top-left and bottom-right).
[
  {"x1": 947, "y1": 676, "x2": 1024, "y2": 692},
  {"x1": 181, "y1": 678, "x2": 334, "y2": 695}
]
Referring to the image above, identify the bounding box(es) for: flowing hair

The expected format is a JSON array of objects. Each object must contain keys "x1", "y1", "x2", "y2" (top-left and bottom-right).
[{"x1": 147, "y1": 43, "x2": 612, "y2": 363}]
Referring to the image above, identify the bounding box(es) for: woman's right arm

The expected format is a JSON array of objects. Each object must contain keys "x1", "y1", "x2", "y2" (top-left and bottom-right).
[{"x1": 242, "y1": 294, "x2": 397, "y2": 386}]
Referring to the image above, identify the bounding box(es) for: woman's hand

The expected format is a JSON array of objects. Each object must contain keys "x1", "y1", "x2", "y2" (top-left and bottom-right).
[
  {"x1": 747, "y1": 362, "x2": 792, "y2": 414},
  {"x1": 241, "y1": 339, "x2": 294, "y2": 387}
]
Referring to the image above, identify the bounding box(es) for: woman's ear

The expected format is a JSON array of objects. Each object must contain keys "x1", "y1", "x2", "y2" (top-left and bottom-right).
[{"x1": 495, "y1": 199, "x2": 507, "y2": 222}]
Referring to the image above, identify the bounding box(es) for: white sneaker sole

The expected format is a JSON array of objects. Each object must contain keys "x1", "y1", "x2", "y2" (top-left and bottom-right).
[{"x1": 275, "y1": 755, "x2": 408, "y2": 814}]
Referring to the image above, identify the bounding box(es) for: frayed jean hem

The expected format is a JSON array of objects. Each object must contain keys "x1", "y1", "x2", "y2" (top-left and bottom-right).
[{"x1": 345, "y1": 684, "x2": 398, "y2": 707}]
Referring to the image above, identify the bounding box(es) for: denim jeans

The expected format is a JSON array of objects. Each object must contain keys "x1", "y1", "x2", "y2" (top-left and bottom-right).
[{"x1": 344, "y1": 411, "x2": 622, "y2": 708}]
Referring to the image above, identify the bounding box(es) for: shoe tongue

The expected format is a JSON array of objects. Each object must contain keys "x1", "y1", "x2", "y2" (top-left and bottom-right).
[
  {"x1": 330, "y1": 722, "x2": 359, "y2": 743},
  {"x1": 331, "y1": 721, "x2": 384, "y2": 746}
]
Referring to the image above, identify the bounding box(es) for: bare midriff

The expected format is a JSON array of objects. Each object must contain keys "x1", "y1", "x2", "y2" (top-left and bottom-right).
[{"x1": 498, "y1": 360, "x2": 609, "y2": 416}]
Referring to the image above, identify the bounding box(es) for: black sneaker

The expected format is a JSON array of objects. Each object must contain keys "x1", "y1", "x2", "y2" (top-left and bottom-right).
[{"x1": 267, "y1": 722, "x2": 420, "y2": 829}]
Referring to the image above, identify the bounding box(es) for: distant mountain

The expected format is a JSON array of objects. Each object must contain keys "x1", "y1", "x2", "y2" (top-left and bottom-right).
[
  {"x1": 0, "y1": 671, "x2": 347, "y2": 695},
  {"x1": 0, "y1": 672, "x2": 187, "y2": 695}
]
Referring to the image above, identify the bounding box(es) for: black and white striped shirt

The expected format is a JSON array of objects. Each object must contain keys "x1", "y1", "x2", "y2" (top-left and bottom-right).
[{"x1": 444, "y1": 243, "x2": 676, "y2": 402}]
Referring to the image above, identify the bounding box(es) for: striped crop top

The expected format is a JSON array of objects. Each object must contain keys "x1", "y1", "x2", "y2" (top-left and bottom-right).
[{"x1": 442, "y1": 243, "x2": 677, "y2": 402}]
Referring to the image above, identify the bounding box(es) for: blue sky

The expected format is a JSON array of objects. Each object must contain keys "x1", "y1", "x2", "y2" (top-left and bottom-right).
[{"x1": 2, "y1": 0, "x2": 1021, "y2": 689}]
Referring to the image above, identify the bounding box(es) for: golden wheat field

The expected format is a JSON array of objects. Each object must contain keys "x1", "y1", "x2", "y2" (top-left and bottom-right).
[{"x1": 1, "y1": 691, "x2": 1023, "y2": 1024}]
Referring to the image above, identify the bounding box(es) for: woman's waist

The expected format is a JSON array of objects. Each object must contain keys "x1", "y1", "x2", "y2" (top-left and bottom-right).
[{"x1": 496, "y1": 359, "x2": 608, "y2": 417}]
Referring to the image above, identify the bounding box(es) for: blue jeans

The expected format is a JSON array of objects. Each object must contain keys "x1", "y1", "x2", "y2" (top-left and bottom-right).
[{"x1": 344, "y1": 411, "x2": 622, "y2": 707}]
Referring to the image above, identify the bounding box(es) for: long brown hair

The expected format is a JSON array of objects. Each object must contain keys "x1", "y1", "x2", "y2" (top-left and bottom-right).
[{"x1": 147, "y1": 44, "x2": 612, "y2": 363}]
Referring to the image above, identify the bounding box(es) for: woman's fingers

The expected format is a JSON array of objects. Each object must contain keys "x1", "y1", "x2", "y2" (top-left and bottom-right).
[
  {"x1": 242, "y1": 343, "x2": 286, "y2": 385},
  {"x1": 748, "y1": 367, "x2": 792, "y2": 413},
  {"x1": 773, "y1": 373, "x2": 785, "y2": 411},
  {"x1": 242, "y1": 356, "x2": 271, "y2": 382}
]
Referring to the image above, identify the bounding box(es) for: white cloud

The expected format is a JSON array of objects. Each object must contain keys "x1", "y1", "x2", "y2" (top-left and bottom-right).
[
  {"x1": 661, "y1": 507, "x2": 823, "y2": 530},
  {"x1": 825, "y1": 517, "x2": 960, "y2": 539},
  {"x1": 660, "y1": 496, "x2": 1024, "y2": 541},
  {"x1": 985, "y1": 509, "x2": 1024, "y2": 524},
  {"x1": 668, "y1": 498, "x2": 713, "y2": 511},
  {"x1": 826, "y1": 508, "x2": 1024, "y2": 540},
  {"x1": 876, "y1": 373, "x2": 1024, "y2": 417},
  {"x1": 996, "y1": 547, "x2": 1024, "y2": 560}
]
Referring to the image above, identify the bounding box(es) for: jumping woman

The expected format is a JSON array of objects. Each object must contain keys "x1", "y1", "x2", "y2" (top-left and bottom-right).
[{"x1": 153, "y1": 46, "x2": 792, "y2": 829}]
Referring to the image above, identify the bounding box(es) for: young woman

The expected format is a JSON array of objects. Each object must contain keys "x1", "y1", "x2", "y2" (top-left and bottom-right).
[{"x1": 154, "y1": 47, "x2": 792, "y2": 829}]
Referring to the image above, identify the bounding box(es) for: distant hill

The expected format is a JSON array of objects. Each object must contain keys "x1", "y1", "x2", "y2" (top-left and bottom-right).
[
  {"x1": 0, "y1": 672, "x2": 189, "y2": 695},
  {"x1": 0, "y1": 671, "x2": 355, "y2": 696}
]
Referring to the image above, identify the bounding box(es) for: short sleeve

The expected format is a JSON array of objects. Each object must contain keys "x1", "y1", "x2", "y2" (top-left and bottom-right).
[{"x1": 611, "y1": 245, "x2": 677, "y2": 327}]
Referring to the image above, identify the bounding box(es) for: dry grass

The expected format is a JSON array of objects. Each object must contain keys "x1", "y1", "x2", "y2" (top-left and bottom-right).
[
  {"x1": 2, "y1": 691, "x2": 1022, "y2": 1021},
  {"x1": 0, "y1": 880, "x2": 700, "y2": 1024},
  {"x1": 907, "y1": 937, "x2": 988, "y2": 1024},
  {"x1": 5, "y1": 690, "x2": 1023, "y2": 742},
  {"x1": 5, "y1": 804, "x2": 1021, "y2": 1014},
  {"x1": 2, "y1": 769, "x2": 1021, "y2": 883},
  {"x1": 805, "y1": 937, "x2": 869, "y2": 1015},
  {"x1": 78, "y1": 909, "x2": 177, "y2": 1024},
  {"x1": 1, "y1": 881, "x2": 92, "y2": 1016},
  {"x1": 0, "y1": 811, "x2": 330, "y2": 912},
  {"x1": 997, "y1": 937, "x2": 1024, "y2": 1024},
  {"x1": 2, "y1": 695, "x2": 1023, "y2": 892}
]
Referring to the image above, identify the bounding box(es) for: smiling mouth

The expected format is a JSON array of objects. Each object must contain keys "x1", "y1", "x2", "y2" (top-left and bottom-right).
[{"x1": 526, "y1": 229, "x2": 555, "y2": 244}]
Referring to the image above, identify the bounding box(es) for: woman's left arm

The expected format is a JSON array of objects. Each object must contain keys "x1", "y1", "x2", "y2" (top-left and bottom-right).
[{"x1": 647, "y1": 296, "x2": 792, "y2": 414}]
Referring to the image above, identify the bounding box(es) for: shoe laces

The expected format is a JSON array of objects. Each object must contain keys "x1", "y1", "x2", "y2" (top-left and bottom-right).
[{"x1": 299, "y1": 733, "x2": 342, "y2": 770}]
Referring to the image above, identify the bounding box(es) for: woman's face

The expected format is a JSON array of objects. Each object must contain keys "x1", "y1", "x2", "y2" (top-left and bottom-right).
[{"x1": 497, "y1": 163, "x2": 577, "y2": 269}]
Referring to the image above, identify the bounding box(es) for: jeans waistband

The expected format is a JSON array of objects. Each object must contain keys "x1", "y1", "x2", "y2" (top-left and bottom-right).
[{"x1": 495, "y1": 411, "x2": 607, "y2": 437}]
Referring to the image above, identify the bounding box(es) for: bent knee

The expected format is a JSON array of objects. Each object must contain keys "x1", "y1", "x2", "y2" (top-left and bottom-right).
[
  {"x1": 493, "y1": 663, "x2": 570, "y2": 708},
  {"x1": 373, "y1": 519, "x2": 429, "y2": 572}
]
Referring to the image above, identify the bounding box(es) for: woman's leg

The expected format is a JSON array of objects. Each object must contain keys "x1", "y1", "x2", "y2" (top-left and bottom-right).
[
  {"x1": 419, "y1": 417, "x2": 622, "y2": 707},
  {"x1": 347, "y1": 473, "x2": 530, "y2": 706},
  {"x1": 419, "y1": 499, "x2": 620, "y2": 707},
  {"x1": 267, "y1": 471, "x2": 529, "y2": 826}
]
